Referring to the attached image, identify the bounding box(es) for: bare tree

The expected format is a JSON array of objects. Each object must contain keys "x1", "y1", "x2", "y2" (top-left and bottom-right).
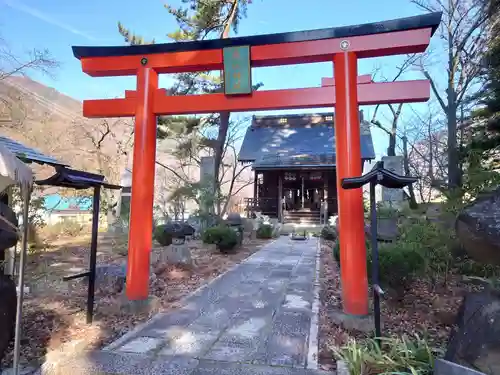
[
  {"x1": 405, "y1": 104, "x2": 449, "y2": 201},
  {"x1": 371, "y1": 54, "x2": 419, "y2": 156},
  {"x1": 412, "y1": 0, "x2": 496, "y2": 189},
  {"x1": 76, "y1": 118, "x2": 134, "y2": 216},
  {"x1": 0, "y1": 34, "x2": 58, "y2": 122},
  {"x1": 156, "y1": 119, "x2": 253, "y2": 217},
  {"x1": 369, "y1": 54, "x2": 421, "y2": 205}
]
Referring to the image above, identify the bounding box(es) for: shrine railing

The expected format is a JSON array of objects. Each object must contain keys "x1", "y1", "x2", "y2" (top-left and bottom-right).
[{"x1": 243, "y1": 197, "x2": 279, "y2": 218}]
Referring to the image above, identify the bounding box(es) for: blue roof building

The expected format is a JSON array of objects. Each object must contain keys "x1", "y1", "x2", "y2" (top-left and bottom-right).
[{"x1": 238, "y1": 112, "x2": 376, "y2": 224}]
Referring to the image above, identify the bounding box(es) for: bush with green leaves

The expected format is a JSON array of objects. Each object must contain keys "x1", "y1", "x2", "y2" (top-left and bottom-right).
[
  {"x1": 321, "y1": 225, "x2": 337, "y2": 241},
  {"x1": 335, "y1": 335, "x2": 442, "y2": 375},
  {"x1": 372, "y1": 242, "x2": 425, "y2": 291},
  {"x1": 202, "y1": 225, "x2": 239, "y2": 253},
  {"x1": 153, "y1": 224, "x2": 173, "y2": 246},
  {"x1": 332, "y1": 215, "x2": 459, "y2": 293},
  {"x1": 256, "y1": 223, "x2": 273, "y2": 239},
  {"x1": 456, "y1": 256, "x2": 500, "y2": 278},
  {"x1": 334, "y1": 237, "x2": 424, "y2": 293}
]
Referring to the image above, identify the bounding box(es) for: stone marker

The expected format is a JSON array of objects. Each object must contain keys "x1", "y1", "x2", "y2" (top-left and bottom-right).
[
  {"x1": 381, "y1": 156, "x2": 404, "y2": 208},
  {"x1": 166, "y1": 237, "x2": 192, "y2": 266},
  {"x1": 364, "y1": 217, "x2": 399, "y2": 242}
]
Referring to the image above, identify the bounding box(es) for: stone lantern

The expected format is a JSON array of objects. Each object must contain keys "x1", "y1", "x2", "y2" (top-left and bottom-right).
[
  {"x1": 226, "y1": 212, "x2": 244, "y2": 245},
  {"x1": 167, "y1": 223, "x2": 192, "y2": 265},
  {"x1": 170, "y1": 223, "x2": 186, "y2": 245}
]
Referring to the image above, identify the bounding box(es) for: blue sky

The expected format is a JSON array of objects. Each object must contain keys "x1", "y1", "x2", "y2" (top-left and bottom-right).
[{"x1": 0, "y1": 0, "x2": 444, "y2": 158}]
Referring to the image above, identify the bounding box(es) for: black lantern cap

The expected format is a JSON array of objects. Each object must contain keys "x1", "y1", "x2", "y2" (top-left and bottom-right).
[
  {"x1": 36, "y1": 166, "x2": 121, "y2": 190},
  {"x1": 341, "y1": 161, "x2": 417, "y2": 190}
]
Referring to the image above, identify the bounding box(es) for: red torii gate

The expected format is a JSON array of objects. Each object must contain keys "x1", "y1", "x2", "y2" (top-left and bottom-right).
[{"x1": 72, "y1": 11, "x2": 441, "y2": 316}]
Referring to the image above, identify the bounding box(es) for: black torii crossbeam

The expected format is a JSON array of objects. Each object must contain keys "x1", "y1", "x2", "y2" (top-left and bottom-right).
[
  {"x1": 341, "y1": 160, "x2": 417, "y2": 341},
  {"x1": 36, "y1": 166, "x2": 121, "y2": 324}
]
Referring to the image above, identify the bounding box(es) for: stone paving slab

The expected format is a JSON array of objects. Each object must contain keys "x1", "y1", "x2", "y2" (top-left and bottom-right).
[
  {"x1": 38, "y1": 350, "x2": 335, "y2": 375},
  {"x1": 42, "y1": 237, "x2": 331, "y2": 374}
]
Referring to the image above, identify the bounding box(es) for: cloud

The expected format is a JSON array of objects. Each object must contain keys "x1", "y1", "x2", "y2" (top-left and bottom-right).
[{"x1": 3, "y1": 0, "x2": 99, "y2": 41}]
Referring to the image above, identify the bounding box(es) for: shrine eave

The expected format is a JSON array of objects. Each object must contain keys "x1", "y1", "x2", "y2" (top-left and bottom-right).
[{"x1": 72, "y1": 12, "x2": 441, "y2": 59}]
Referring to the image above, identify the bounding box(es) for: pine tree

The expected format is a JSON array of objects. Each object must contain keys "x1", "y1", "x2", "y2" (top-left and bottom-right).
[
  {"x1": 467, "y1": 2, "x2": 500, "y2": 166},
  {"x1": 118, "y1": 0, "x2": 256, "y2": 215},
  {"x1": 458, "y1": 1, "x2": 500, "y2": 197}
]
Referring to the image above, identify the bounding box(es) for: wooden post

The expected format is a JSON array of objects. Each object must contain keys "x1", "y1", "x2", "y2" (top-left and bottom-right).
[
  {"x1": 278, "y1": 173, "x2": 283, "y2": 223},
  {"x1": 126, "y1": 66, "x2": 159, "y2": 301},
  {"x1": 334, "y1": 51, "x2": 369, "y2": 316},
  {"x1": 301, "y1": 176, "x2": 305, "y2": 209}
]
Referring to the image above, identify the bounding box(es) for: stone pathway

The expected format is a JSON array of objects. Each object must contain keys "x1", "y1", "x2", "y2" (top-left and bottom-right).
[{"x1": 46, "y1": 237, "x2": 334, "y2": 375}]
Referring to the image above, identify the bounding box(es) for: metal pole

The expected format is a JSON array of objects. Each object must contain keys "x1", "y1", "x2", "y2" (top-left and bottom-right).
[
  {"x1": 87, "y1": 186, "x2": 101, "y2": 324},
  {"x1": 13, "y1": 187, "x2": 31, "y2": 375},
  {"x1": 370, "y1": 180, "x2": 382, "y2": 342}
]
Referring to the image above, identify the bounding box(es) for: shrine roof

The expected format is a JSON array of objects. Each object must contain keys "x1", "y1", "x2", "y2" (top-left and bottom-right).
[
  {"x1": 72, "y1": 12, "x2": 441, "y2": 59},
  {"x1": 238, "y1": 112, "x2": 375, "y2": 169}
]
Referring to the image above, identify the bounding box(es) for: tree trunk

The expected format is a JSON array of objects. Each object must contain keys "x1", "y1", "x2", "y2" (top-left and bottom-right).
[
  {"x1": 402, "y1": 135, "x2": 418, "y2": 209},
  {"x1": 213, "y1": 1, "x2": 239, "y2": 216},
  {"x1": 447, "y1": 88, "x2": 460, "y2": 190},
  {"x1": 387, "y1": 134, "x2": 396, "y2": 156},
  {"x1": 446, "y1": 0, "x2": 461, "y2": 191}
]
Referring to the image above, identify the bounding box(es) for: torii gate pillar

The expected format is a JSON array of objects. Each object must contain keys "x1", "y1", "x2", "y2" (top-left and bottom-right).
[
  {"x1": 333, "y1": 51, "x2": 368, "y2": 315},
  {"x1": 127, "y1": 67, "x2": 158, "y2": 299}
]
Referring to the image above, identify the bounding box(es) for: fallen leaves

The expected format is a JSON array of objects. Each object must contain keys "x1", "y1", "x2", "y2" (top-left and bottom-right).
[
  {"x1": 1, "y1": 237, "x2": 270, "y2": 369},
  {"x1": 317, "y1": 239, "x2": 482, "y2": 372}
]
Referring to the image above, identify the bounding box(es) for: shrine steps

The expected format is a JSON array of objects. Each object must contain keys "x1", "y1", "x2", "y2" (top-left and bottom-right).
[{"x1": 284, "y1": 210, "x2": 321, "y2": 225}]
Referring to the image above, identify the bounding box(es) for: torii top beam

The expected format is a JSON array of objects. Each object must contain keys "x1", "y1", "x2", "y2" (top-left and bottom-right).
[{"x1": 72, "y1": 12, "x2": 441, "y2": 77}]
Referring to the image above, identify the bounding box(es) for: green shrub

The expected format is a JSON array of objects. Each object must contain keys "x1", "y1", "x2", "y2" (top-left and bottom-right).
[
  {"x1": 202, "y1": 225, "x2": 224, "y2": 244},
  {"x1": 256, "y1": 224, "x2": 273, "y2": 239},
  {"x1": 397, "y1": 219, "x2": 454, "y2": 278},
  {"x1": 153, "y1": 225, "x2": 173, "y2": 246},
  {"x1": 373, "y1": 242, "x2": 425, "y2": 291},
  {"x1": 321, "y1": 225, "x2": 337, "y2": 241},
  {"x1": 333, "y1": 217, "x2": 454, "y2": 294},
  {"x1": 333, "y1": 241, "x2": 340, "y2": 261},
  {"x1": 456, "y1": 256, "x2": 500, "y2": 278},
  {"x1": 216, "y1": 230, "x2": 239, "y2": 253},
  {"x1": 202, "y1": 225, "x2": 239, "y2": 253},
  {"x1": 334, "y1": 237, "x2": 423, "y2": 293},
  {"x1": 335, "y1": 335, "x2": 442, "y2": 375}
]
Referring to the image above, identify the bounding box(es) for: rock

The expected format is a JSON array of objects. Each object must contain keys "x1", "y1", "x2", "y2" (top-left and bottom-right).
[
  {"x1": 426, "y1": 203, "x2": 455, "y2": 230},
  {"x1": 445, "y1": 290, "x2": 500, "y2": 374},
  {"x1": 95, "y1": 264, "x2": 127, "y2": 294},
  {"x1": 434, "y1": 359, "x2": 486, "y2": 375},
  {"x1": 456, "y1": 187, "x2": 500, "y2": 265},
  {"x1": 327, "y1": 308, "x2": 380, "y2": 333},
  {"x1": 364, "y1": 217, "x2": 398, "y2": 242},
  {"x1": 0, "y1": 275, "x2": 16, "y2": 365}
]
